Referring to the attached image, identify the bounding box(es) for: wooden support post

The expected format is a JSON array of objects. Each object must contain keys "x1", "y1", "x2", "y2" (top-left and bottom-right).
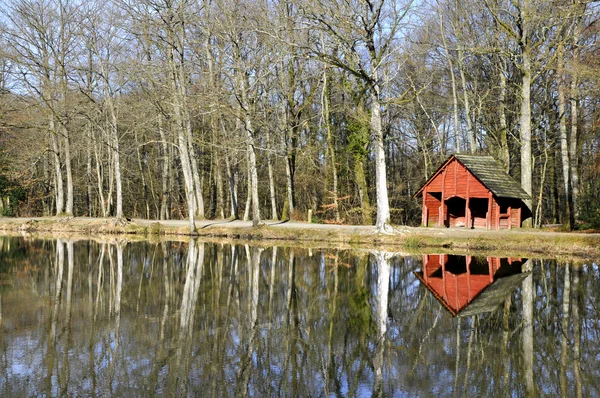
[
  {"x1": 496, "y1": 201, "x2": 501, "y2": 230},
  {"x1": 465, "y1": 174, "x2": 471, "y2": 228},
  {"x1": 517, "y1": 206, "x2": 522, "y2": 227},
  {"x1": 508, "y1": 206, "x2": 512, "y2": 229},
  {"x1": 422, "y1": 187, "x2": 428, "y2": 226},
  {"x1": 440, "y1": 170, "x2": 446, "y2": 227},
  {"x1": 487, "y1": 191, "x2": 493, "y2": 230}
]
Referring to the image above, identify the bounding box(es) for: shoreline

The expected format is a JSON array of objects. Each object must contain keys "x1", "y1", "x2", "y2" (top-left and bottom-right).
[{"x1": 1, "y1": 216, "x2": 599, "y2": 261}]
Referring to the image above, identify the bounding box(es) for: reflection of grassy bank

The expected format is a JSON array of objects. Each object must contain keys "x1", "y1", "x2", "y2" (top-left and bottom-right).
[{"x1": 1, "y1": 216, "x2": 599, "y2": 261}]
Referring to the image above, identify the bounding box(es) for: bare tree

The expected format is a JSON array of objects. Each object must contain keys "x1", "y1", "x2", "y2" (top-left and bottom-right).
[{"x1": 302, "y1": 0, "x2": 415, "y2": 231}]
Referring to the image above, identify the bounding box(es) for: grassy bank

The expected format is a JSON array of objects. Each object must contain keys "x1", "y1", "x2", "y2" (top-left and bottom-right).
[{"x1": 1, "y1": 216, "x2": 599, "y2": 261}]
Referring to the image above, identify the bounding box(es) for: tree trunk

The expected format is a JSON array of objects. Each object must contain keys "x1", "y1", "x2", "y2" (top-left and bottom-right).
[
  {"x1": 215, "y1": 151, "x2": 225, "y2": 219},
  {"x1": 266, "y1": 129, "x2": 278, "y2": 220},
  {"x1": 498, "y1": 68, "x2": 510, "y2": 171},
  {"x1": 355, "y1": 154, "x2": 371, "y2": 224},
  {"x1": 177, "y1": 127, "x2": 196, "y2": 232},
  {"x1": 62, "y1": 122, "x2": 74, "y2": 216},
  {"x1": 280, "y1": 99, "x2": 296, "y2": 218},
  {"x1": 570, "y1": 63, "x2": 580, "y2": 222},
  {"x1": 370, "y1": 77, "x2": 391, "y2": 231},
  {"x1": 134, "y1": 129, "x2": 150, "y2": 219},
  {"x1": 322, "y1": 68, "x2": 340, "y2": 222},
  {"x1": 93, "y1": 130, "x2": 107, "y2": 218},
  {"x1": 520, "y1": 45, "x2": 533, "y2": 227},
  {"x1": 458, "y1": 49, "x2": 475, "y2": 154},
  {"x1": 243, "y1": 154, "x2": 251, "y2": 222},
  {"x1": 106, "y1": 97, "x2": 123, "y2": 220},
  {"x1": 86, "y1": 126, "x2": 93, "y2": 216},
  {"x1": 50, "y1": 116, "x2": 64, "y2": 215},
  {"x1": 245, "y1": 115, "x2": 261, "y2": 226},
  {"x1": 439, "y1": 9, "x2": 461, "y2": 152},
  {"x1": 158, "y1": 114, "x2": 169, "y2": 220},
  {"x1": 185, "y1": 118, "x2": 205, "y2": 219},
  {"x1": 166, "y1": 5, "x2": 195, "y2": 232},
  {"x1": 222, "y1": 120, "x2": 239, "y2": 220},
  {"x1": 557, "y1": 42, "x2": 573, "y2": 228}
]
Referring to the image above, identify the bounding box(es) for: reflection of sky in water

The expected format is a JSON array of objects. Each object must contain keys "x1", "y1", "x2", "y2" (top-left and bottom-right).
[{"x1": 0, "y1": 237, "x2": 597, "y2": 396}]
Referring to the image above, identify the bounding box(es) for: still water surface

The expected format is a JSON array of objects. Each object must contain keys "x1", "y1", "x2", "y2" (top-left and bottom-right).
[{"x1": 0, "y1": 237, "x2": 597, "y2": 397}]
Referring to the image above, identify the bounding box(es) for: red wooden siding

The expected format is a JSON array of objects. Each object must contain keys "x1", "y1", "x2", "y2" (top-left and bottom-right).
[{"x1": 417, "y1": 254, "x2": 524, "y2": 316}]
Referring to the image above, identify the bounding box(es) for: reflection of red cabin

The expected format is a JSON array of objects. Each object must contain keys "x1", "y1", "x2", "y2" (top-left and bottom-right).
[
  {"x1": 414, "y1": 155, "x2": 531, "y2": 229},
  {"x1": 415, "y1": 254, "x2": 525, "y2": 316}
]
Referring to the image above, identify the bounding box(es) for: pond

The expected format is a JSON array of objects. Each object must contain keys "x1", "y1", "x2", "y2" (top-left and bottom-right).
[{"x1": 0, "y1": 236, "x2": 597, "y2": 397}]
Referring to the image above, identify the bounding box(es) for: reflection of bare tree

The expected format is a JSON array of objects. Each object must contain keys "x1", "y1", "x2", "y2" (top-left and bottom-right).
[
  {"x1": 266, "y1": 246, "x2": 277, "y2": 378},
  {"x1": 5, "y1": 239, "x2": 600, "y2": 395},
  {"x1": 279, "y1": 248, "x2": 301, "y2": 396},
  {"x1": 560, "y1": 263, "x2": 571, "y2": 397},
  {"x1": 174, "y1": 239, "x2": 205, "y2": 396},
  {"x1": 502, "y1": 295, "x2": 511, "y2": 394},
  {"x1": 572, "y1": 267, "x2": 582, "y2": 398},
  {"x1": 45, "y1": 239, "x2": 64, "y2": 395},
  {"x1": 462, "y1": 316, "x2": 476, "y2": 396},
  {"x1": 323, "y1": 250, "x2": 339, "y2": 396},
  {"x1": 148, "y1": 241, "x2": 174, "y2": 393},
  {"x1": 180, "y1": 240, "x2": 204, "y2": 334},
  {"x1": 521, "y1": 259, "x2": 535, "y2": 396},
  {"x1": 372, "y1": 251, "x2": 390, "y2": 397},
  {"x1": 106, "y1": 241, "x2": 125, "y2": 394},
  {"x1": 88, "y1": 242, "x2": 106, "y2": 393},
  {"x1": 59, "y1": 240, "x2": 75, "y2": 395},
  {"x1": 235, "y1": 245, "x2": 262, "y2": 397}
]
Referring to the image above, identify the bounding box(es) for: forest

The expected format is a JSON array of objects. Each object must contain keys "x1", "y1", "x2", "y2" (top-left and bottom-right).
[{"x1": 0, "y1": 0, "x2": 598, "y2": 231}]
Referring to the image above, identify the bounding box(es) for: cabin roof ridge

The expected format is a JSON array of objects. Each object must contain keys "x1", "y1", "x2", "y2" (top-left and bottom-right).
[{"x1": 414, "y1": 153, "x2": 531, "y2": 200}]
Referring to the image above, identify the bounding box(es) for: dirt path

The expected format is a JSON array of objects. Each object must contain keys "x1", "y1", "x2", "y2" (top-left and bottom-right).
[{"x1": 1, "y1": 216, "x2": 599, "y2": 260}]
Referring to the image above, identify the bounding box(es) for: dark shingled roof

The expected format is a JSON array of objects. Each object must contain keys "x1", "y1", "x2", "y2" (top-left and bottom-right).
[
  {"x1": 453, "y1": 154, "x2": 530, "y2": 199},
  {"x1": 458, "y1": 272, "x2": 530, "y2": 317}
]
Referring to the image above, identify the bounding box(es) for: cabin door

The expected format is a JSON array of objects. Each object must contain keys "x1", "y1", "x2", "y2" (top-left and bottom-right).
[
  {"x1": 469, "y1": 198, "x2": 489, "y2": 229},
  {"x1": 445, "y1": 197, "x2": 467, "y2": 227}
]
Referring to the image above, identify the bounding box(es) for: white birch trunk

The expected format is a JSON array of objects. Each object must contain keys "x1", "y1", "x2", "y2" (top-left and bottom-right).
[
  {"x1": 63, "y1": 123, "x2": 74, "y2": 215},
  {"x1": 224, "y1": 144, "x2": 239, "y2": 219},
  {"x1": 158, "y1": 114, "x2": 169, "y2": 220},
  {"x1": 557, "y1": 44, "x2": 572, "y2": 226},
  {"x1": 439, "y1": 10, "x2": 461, "y2": 152},
  {"x1": 458, "y1": 49, "x2": 475, "y2": 154},
  {"x1": 106, "y1": 97, "x2": 123, "y2": 220},
  {"x1": 570, "y1": 69, "x2": 580, "y2": 219},
  {"x1": 499, "y1": 68, "x2": 510, "y2": 171},
  {"x1": 86, "y1": 127, "x2": 93, "y2": 216},
  {"x1": 371, "y1": 76, "x2": 391, "y2": 232},
  {"x1": 93, "y1": 131, "x2": 107, "y2": 217},
  {"x1": 520, "y1": 47, "x2": 533, "y2": 226},
  {"x1": 243, "y1": 153, "x2": 251, "y2": 222},
  {"x1": 50, "y1": 116, "x2": 64, "y2": 215},
  {"x1": 245, "y1": 114, "x2": 261, "y2": 226},
  {"x1": 266, "y1": 129, "x2": 278, "y2": 220},
  {"x1": 185, "y1": 117, "x2": 205, "y2": 219}
]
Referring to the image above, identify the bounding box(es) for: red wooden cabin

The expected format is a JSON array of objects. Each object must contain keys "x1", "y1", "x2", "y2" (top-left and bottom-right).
[
  {"x1": 415, "y1": 254, "x2": 526, "y2": 316},
  {"x1": 414, "y1": 154, "x2": 531, "y2": 229}
]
